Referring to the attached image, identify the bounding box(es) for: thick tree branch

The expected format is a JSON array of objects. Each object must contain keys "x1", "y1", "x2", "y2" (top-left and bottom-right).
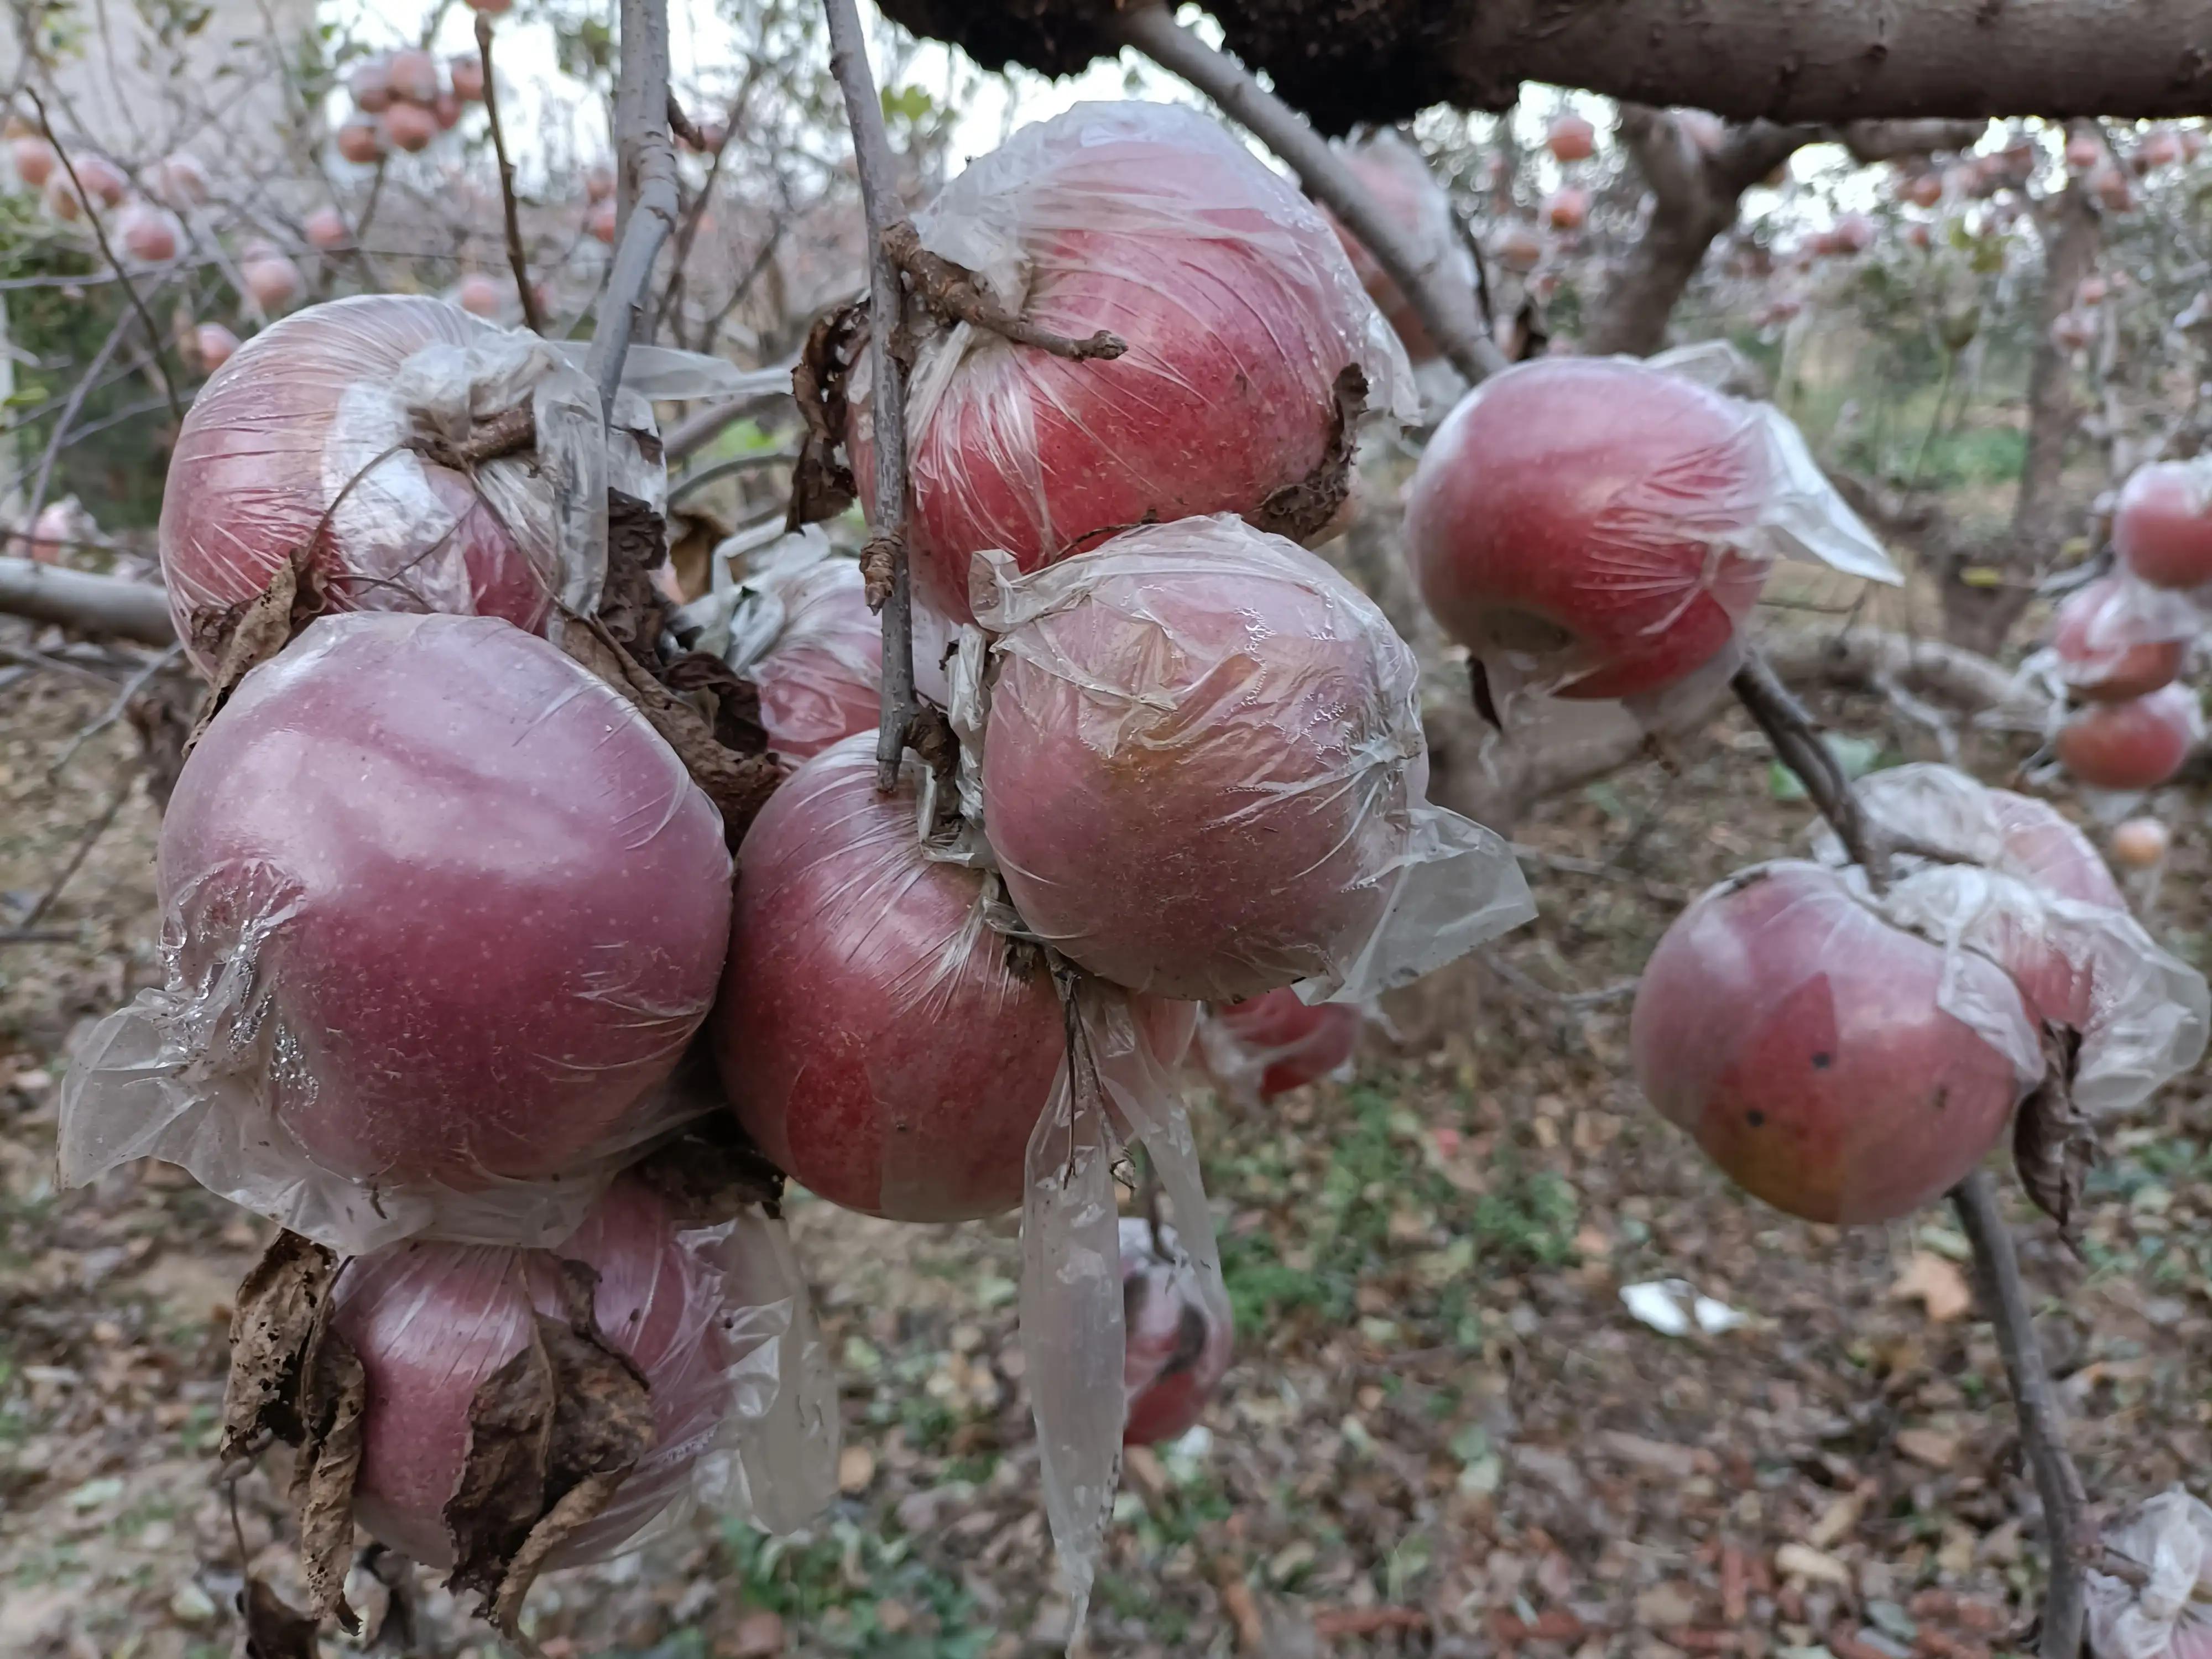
[
  {"x1": 475, "y1": 15, "x2": 544, "y2": 335},
  {"x1": 1110, "y1": 4, "x2": 1507, "y2": 385},
  {"x1": 821, "y1": 0, "x2": 919, "y2": 791},
  {"x1": 586, "y1": 0, "x2": 680, "y2": 415},
  {"x1": 0, "y1": 557, "x2": 175, "y2": 645}
]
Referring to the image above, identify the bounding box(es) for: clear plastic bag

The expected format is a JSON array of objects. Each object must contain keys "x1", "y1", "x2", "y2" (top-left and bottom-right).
[
  {"x1": 1404, "y1": 345, "x2": 1897, "y2": 706},
  {"x1": 160, "y1": 294, "x2": 785, "y2": 672},
  {"x1": 330, "y1": 1176, "x2": 836, "y2": 1573},
  {"x1": 851, "y1": 99, "x2": 1416, "y2": 623},
  {"x1": 1324, "y1": 132, "x2": 1483, "y2": 370},
  {"x1": 2030, "y1": 572, "x2": 2195, "y2": 702},
  {"x1": 1198, "y1": 989, "x2": 1364, "y2": 1105},
  {"x1": 1632, "y1": 860, "x2": 2039, "y2": 1224},
  {"x1": 1812, "y1": 765, "x2": 2209, "y2": 1114},
  {"x1": 2089, "y1": 1488, "x2": 2212, "y2": 1659},
  {"x1": 1118, "y1": 1215, "x2": 1234, "y2": 1446},
  {"x1": 2116, "y1": 455, "x2": 2212, "y2": 594},
  {"x1": 672, "y1": 526, "x2": 883, "y2": 760},
  {"x1": 964, "y1": 515, "x2": 1535, "y2": 1004},
  {"x1": 59, "y1": 613, "x2": 734, "y2": 1254}
]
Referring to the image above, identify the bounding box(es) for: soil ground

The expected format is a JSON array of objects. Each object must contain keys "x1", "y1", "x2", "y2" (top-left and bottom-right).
[{"x1": 2, "y1": 635, "x2": 2208, "y2": 1659}]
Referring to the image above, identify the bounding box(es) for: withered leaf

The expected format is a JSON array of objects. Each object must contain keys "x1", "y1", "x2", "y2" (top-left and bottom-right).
[
  {"x1": 1251, "y1": 363, "x2": 1369, "y2": 544},
  {"x1": 598, "y1": 489, "x2": 676, "y2": 670},
  {"x1": 660, "y1": 651, "x2": 770, "y2": 757},
  {"x1": 786, "y1": 302, "x2": 862, "y2": 531},
  {"x1": 2015, "y1": 1022, "x2": 2094, "y2": 1248},
  {"x1": 631, "y1": 1104, "x2": 786, "y2": 1224},
  {"x1": 240, "y1": 1574, "x2": 321, "y2": 1659},
  {"x1": 291, "y1": 1328, "x2": 366, "y2": 1630},
  {"x1": 221, "y1": 1230, "x2": 340, "y2": 1463},
  {"x1": 187, "y1": 551, "x2": 329, "y2": 753},
  {"x1": 445, "y1": 1261, "x2": 656, "y2": 1636},
  {"x1": 562, "y1": 613, "x2": 787, "y2": 846}
]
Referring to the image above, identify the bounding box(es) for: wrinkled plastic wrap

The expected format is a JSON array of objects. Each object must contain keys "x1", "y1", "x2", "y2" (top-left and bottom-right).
[
  {"x1": 1021, "y1": 979, "x2": 1218, "y2": 1633},
  {"x1": 1632, "y1": 860, "x2": 2037, "y2": 1225},
  {"x1": 160, "y1": 293, "x2": 784, "y2": 673},
  {"x1": 2032, "y1": 572, "x2": 2193, "y2": 703},
  {"x1": 331, "y1": 1177, "x2": 836, "y2": 1571},
  {"x1": 1198, "y1": 990, "x2": 1364, "y2": 1105},
  {"x1": 1119, "y1": 1216, "x2": 1234, "y2": 1446},
  {"x1": 1404, "y1": 345, "x2": 1898, "y2": 706},
  {"x1": 851, "y1": 100, "x2": 1416, "y2": 624},
  {"x1": 1811, "y1": 765, "x2": 2208, "y2": 1114},
  {"x1": 2057, "y1": 682, "x2": 2206, "y2": 794},
  {"x1": 1326, "y1": 132, "x2": 1482, "y2": 369},
  {"x1": 2089, "y1": 1488, "x2": 2212, "y2": 1659},
  {"x1": 672, "y1": 526, "x2": 882, "y2": 760},
  {"x1": 962, "y1": 516, "x2": 1533, "y2": 1004},
  {"x1": 59, "y1": 614, "x2": 734, "y2": 1254}
]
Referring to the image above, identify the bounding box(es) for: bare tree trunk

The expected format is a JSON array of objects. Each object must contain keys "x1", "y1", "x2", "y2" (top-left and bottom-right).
[{"x1": 1940, "y1": 165, "x2": 2102, "y2": 655}]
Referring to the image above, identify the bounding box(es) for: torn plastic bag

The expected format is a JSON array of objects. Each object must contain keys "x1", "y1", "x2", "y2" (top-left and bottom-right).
[
  {"x1": 672, "y1": 526, "x2": 883, "y2": 760},
  {"x1": 330, "y1": 1176, "x2": 836, "y2": 1578},
  {"x1": 160, "y1": 294, "x2": 786, "y2": 671},
  {"x1": 1021, "y1": 978, "x2": 1213, "y2": 1638},
  {"x1": 1198, "y1": 989, "x2": 1365, "y2": 1105},
  {"x1": 849, "y1": 99, "x2": 1416, "y2": 624},
  {"x1": 2088, "y1": 1488, "x2": 2212, "y2": 1659},
  {"x1": 58, "y1": 613, "x2": 733, "y2": 1254},
  {"x1": 1404, "y1": 345, "x2": 1898, "y2": 708},
  {"x1": 963, "y1": 515, "x2": 1534, "y2": 1004}
]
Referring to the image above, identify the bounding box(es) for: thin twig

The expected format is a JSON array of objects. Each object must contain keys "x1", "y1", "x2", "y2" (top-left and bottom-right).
[
  {"x1": 585, "y1": 0, "x2": 680, "y2": 418},
  {"x1": 19, "y1": 769, "x2": 133, "y2": 931},
  {"x1": 1477, "y1": 948, "x2": 1640, "y2": 1010},
  {"x1": 49, "y1": 643, "x2": 181, "y2": 775},
  {"x1": 667, "y1": 450, "x2": 794, "y2": 503},
  {"x1": 1110, "y1": 5, "x2": 1506, "y2": 385},
  {"x1": 474, "y1": 15, "x2": 543, "y2": 335},
  {"x1": 25, "y1": 90, "x2": 185, "y2": 427},
  {"x1": 1952, "y1": 1171, "x2": 2089, "y2": 1659},
  {"x1": 821, "y1": 0, "x2": 917, "y2": 792}
]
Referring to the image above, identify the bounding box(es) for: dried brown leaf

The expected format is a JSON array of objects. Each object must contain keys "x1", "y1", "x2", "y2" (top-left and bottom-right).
[
  {"x1": 220, "y1": 1231, "x2": 340, "y2": 1462},
  {"x1": 786, "y1": 302, "x2": 862, "y2": 531},
  {"x1": 1891, "y1": 1251, "x2": 1974, "y2": 1323},
  {"x1": 629, "y1": 1105, "x2": 785, "y2": 1224},
  {"x1": 597, "y1": 489, "x2": 676, "y2": 670},
  {"x1": 292, "y1": 1329, "x2": 366, "y2": 1630},
  {"x1": 2014, "y1": 1022, "x2": 2093, "y2": 1245},
  {"x1": 444, "y1": 1317, "x2": 558, "y2": 1609},
  {"x1": 660, "y1": 651, "x2": 770, "y2": 757},
  {"x1": 187, "y1": 551, "x2": 328, "y2": 752},
  {"x1": 240, "y1": 1574, "x2": 321, "y2": 1659},
  {"x1": 1250, "y1": 363, "x2": 1369, "y2": 544}
]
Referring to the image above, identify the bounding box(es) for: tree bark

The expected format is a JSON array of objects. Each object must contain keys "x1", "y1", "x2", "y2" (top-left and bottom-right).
[
  {"x1": 0, "y1": 559, "x2": 175, "y2": 646},
  {"x1": 880, "y1": 1, "x2": 2212, "y2": 134},
  {"x1": 1940, "y1": 164, "x2": 2102, "y2": 655}
]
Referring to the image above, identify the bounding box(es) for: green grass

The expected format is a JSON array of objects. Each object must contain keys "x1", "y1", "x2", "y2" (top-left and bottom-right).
[{"x1": 721, "y1": 1518, "x2": 994, "y2": 1659}]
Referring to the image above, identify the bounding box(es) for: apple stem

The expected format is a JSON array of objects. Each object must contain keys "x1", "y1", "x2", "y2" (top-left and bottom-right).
[
  {"x1": 1732, "y1": 649, "x2": 2090, "y2": 1655},
  {"x1": 1950, "y1": 1171, "x2": 2090, "y2": 1659},
  {"x1": 820, "y1": 0, "x2": 920, "y2": 793},
  {"x1": 474, "y1": 15, "x2": 544, "y2": 336},
  {"x1": 1111, "y1": 4, "x2": 1510, "y2": 387}
]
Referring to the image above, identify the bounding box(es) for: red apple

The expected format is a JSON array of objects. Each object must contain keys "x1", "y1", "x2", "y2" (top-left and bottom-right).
[
  {"x1": 743, "y1": 551, "x2": 882, "y2": 760},
  {"x1": 9, "y1": 136, "x2": 52, "y2": 187},
  {"x1": 467, "y1": 0, "x2": 513, "y2": 12},
  {"x1": 333, "y1": 1178, "x2": 738, "y2": 1567},
  {"x1": 349, "y1": 57, "x2": 394, "y2": 113},
  {"x1": 848, "y1": 102, "x2": 1404, "y2": 624},
  {"x1": 387, "y1": 49, "x2": 439, "y2": 106},
  {"x1": 1898, "y1": 171, "x2": 1942, "y2": 208},
  {"x1": 303, "y1": 205, "x2": 351, "y2": 252},
  {"x1": 1845, "y1": 761, "x2": 2126, "y2": 911},
  {"x1": 979, "y1": 520, "x2": 1463, "y2": 1002},
  {"x1": 1495, "y1": 223, "x2": 1543, "y2": 273},
  {"x1": 449, "y1": 54, "x2": 485, "y2": 101},
  {"x1": 2077, "y1": 274, "x2": 2109, "y2": 306},
  {"x1": 1830, "y1": 212, "x2": 1875, "y2": 254},
  {"x1": 382, "y1": 102, "x2": 439, "y2": 154},
  {"x1": 2135, "y1": 130, "x2": 2182, "y2": 173},
  {"x1": 2115, "y1": 460, "x2": 2212, "y2": 588},
  {"x1": 336, "y1": 119, "x2": 385, "y2": 166},
  {"x1": 1545, "y1": 186, "x2": 1589, "y2": 231},
  {"x1": 2091, "y1": 163, "x2": 2134, "y2": 211},
  {"x1": 1984, "y1": 788, "x2": 2128, "y2": 910},
  {"x1": 1545, "y1": 113, "x2": 1596, "y2": 163},
  {"x1": 713, "y1": 734, "x2": 1183, "y2": 1221},
  {"x1": 432, "y1": 91, "x2": 462, "y2": 132},
  {"x1": 72, "y1": 154, "x2": 126, "y2": 206},
  {"x1": 115, "y1": 202, "x2": 181, "y2": 263},
  {"x1": 153, "y1": 612, "x2": 730, "y2": 1198},
  {"x1": 2066, "y1": 133, "x2": 2103, "y2": 170},
  {"x1": 1120, "y1": 1218, "x2": 1233, "y2": 1446},
  {"x1": 160, "y1": 294, "x2": 562, "y2": 665},
  {"x1": 1631, "y1": 861, "x2": 2031, "y2": 1224},
  {"x1": 2049, "y1": 310, "x2": 2095, "y2": 352},
  {"x1": 150, "y1": 152, "x2": 210, "y2": 207},
  {"x1": 240, "y1": 253, "x2": 303, "y2": 310},
  {"x1": 1404, "y1": 356, "x2": 1776, "y2": 700},
  {"x1": 2049, "y1": 576, "x2": 2185, "y2": 701},
  {"x1": 455, "y1": 272, "x2": 504, "y2": 317},
  {"x1": 2056, "y1": 685, "x2": 2200, "y2": 790},
  {"x1": 193, "y1": 322, "x2": 239, "y2": 372},
  {"x1": 1204, "y1": 990, "x2": 1361, "y2": 1100},
  {"x1": 2111, "y1": 817, "x2": 2171, "y2": 869}
]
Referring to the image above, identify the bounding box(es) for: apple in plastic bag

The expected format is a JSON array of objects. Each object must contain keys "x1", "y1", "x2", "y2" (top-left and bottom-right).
[
  {"x1": 160, "y1": 613, "x2": 731, "y2": 1192},
  {"x1": 333, "y1": 1178, "x2": 734, "y2": 1567},
  {"x1": 2049, "y1": 575, "x2": 2184, "y2": 702},
  {"x1": 1119, "y1": 1217, "x2": 1233, "y2": 1447},
  {"x1": 714, "y1": 734, "x2": 1191, "y2": 1221},
  {"x1": 2115, "y1": 460, "x2": 2212, "y2": 589},
  {"x1": 1404, "y1": 357, "x2": 1775, "y2": 700},
  {"x1": 1209, "y1": 990, "x2": 1361, "y2": 1100},
  {"x1": 160, "y1": 294, "x2": 556, "y2": 670},
  {"x1": 2056, "y1": 684, "x2": 2199, "y2": 791},
  {"x1": 1631, "y1": 862, "x2": 2031, "y2": 1224},
  {"x1": 849, "y1": 101, "x2": 1405, "y2": 624}
]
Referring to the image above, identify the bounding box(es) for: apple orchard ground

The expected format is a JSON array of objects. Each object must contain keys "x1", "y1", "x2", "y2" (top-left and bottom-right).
[{"x1": 2, "y1": 666, "x2": 2209, "y2": 1659}]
